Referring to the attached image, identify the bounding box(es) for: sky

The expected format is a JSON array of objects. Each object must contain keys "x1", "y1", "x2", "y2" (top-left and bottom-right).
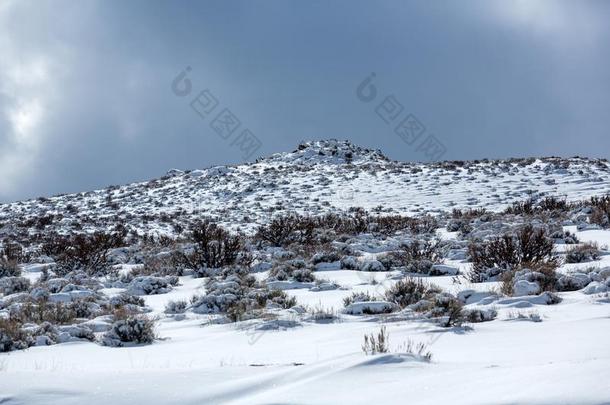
[{"x1": 1, "y1": 0, "x2": 609, "y2": 203}]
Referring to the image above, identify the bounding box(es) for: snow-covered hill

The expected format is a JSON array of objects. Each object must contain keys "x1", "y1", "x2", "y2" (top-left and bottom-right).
[
  {"x1": 2, "y1": 140, "x2": 610, "y2": 405},
  {"x1": 2, "y1": 139, "x2": 609, "y2": 236}
]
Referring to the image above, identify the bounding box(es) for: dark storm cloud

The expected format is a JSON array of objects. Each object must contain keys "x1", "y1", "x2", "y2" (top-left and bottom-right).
[{"x1": 1, "y1": 0, "x2": 609, "y2": 202}]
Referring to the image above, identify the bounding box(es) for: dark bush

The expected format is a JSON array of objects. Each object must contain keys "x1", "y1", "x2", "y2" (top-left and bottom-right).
[
  {"x1": 343, "y1": 291, "x2": 376, "y2": 307},
  {"x1": 268, "y1": 263, "x2": 315, "y2": 283},
  {"x1": 164, "y1": 299, "x2": 188, "y2": 314},
  {"x1": 178, "y1": 220, "x2": 243, "y2": 270},
  {"x1": 468, "y1": 225, "x2": 556, "y2": 282},
  {"x1": 565, "y1": 242, "x2": 601, "y2": 263},
  {"x1": 504, "y1": 199, "x2": 535, "y2": 215},
  {"x1": 428, "y1": 293, "x2": 465, "y2": 327},
  {"x1": 385, "y1": 277, "x2": 441, "y2": 308},
  {"x1": 0, "y1": 276, "x2": 31, "y2": 295},
  {"x1": 256, "y1": 214, "x2": 318, "y2": 246},
  {"x1": 538, "y1": 196, "x2": 569, "y2": 212},
  {"x1": 589, "y1": 196, "x2": 610, "y2": 227},
  {"x1": 11, "y1": 299, "x2": 78, "y2": 325},
  {"x1": 42, "y1": 231, "x2": 124, "y2": 276},
  {"x1": 382, "y1": 239, "x2": 443, "y2": 274},
  {"x1": 102, "y1": 315, "x2": 156, "y2": 346},
  {"x1": 451, "y1": 208, "x2": 487, "y2": 219},
  {"x1": 0, "y1": 239, "x2": 25, "y2": 278},
  {"x1": 0, "y1": 318, "x2": 33, "y2": 352}
]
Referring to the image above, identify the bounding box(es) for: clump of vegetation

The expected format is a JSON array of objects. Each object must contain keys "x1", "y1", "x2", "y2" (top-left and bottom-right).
[
  {"x1": 0, "y1": 276, "x2": 30, "y2": 295},
  {"x1": 426, "y1": 293, "x2": 465, "y2": 327},
  {"x1": 0, "y1": 318, "x2": 33, "y2": 352},
  {"x1": 256, "y1": 214, "x2": 317, "y2": 247},
  {"x1": 42, "y1": 231, "x2": 125, "y2": 276},
  {"x1": 164, "y1": 299, "x2": 188, "y2": 314},
  {"x1": 384, "y1": 277, "x2": 441, "y2": 308},
  {"x1": 565, "y1": 242, "x2": 601, "y2": 264},
  {"x1": 102, "y1": 315, "x2": 156, "y2": 347},
  {"x1": 343, "y1": 291, "x2": 377, "y2": 307},
  {"x1": 384, "y1": 239, "x2": 443, "y2": 274},
  {"x1": 589, "y1": 196, "x2": 610, "y2": 227},
  {"x1": 362, "y1": 325, "x2": 389, "y2": 355},
  {"x1": 361, "y1": 326, "x2": 433, "y2": 361},
  {"x1": 451, "y1": 208, "x2": 487, "y2": 220},
  {"x1": 191, "y1": 272, "x2": 297, "y2": 320},
  {"x1": 256, "y1": 211, "x2": 439, "y2": 248},
  {"x1": 504, "y1": 197, "x2": 571, "y2": 216},
  {"x1": 395, "y1": 339, "x2": 433, "y2": 362},
  {"x1": 268, "y1": 262, "x2": 315, "y2": 283},
  {"x1": 468, "y1": 225, "x2": 557, "y2": 282},
  {"x1": 130, "y1": 255, "x2": 185, "y2": 278},
  {"x1": 500, "y1": 262, "x2": 558, "y2": 296},
  {"x1": 0, "y1": 239, "x2": 26, "y2": 278},
  {"x1": 463, "y1": 308, "x2": 498, "y2": 323},
  {"x1": 177, "y1": 220, "x2": 243, "y2": 272},
  {"x1": 373, "y1": 215, "x2": 438, "y2": 235},
  {"x1": 11, "y1": 299, "x2": 72, "y2": 325},
  {"x1": 506, "y1": 310, "x2": 542, "y2": 322}
]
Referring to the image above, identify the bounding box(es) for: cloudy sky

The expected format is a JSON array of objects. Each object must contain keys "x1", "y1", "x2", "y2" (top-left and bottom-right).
[{"x1": 1, "y1": 0, "x2": 609, "y2": 202}]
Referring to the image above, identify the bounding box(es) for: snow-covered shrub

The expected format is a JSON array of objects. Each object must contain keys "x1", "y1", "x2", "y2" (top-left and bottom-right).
[
  {"x1": 463, "y1": 308, "x2": 497, "y2": 323},
  {"x1": 101, "y1": 315, "x2": 156, "y2": 347},
  {"x1": 551, "y1": 230, "x2": 579, "y2": 244},
  {"x1": 502, "y1": 264, "x2": 558, "y2": 296},
  {"x1": 164, "y1": 299, "x2": 187, "y2": 314},
  {"x1": 268, "y1": 263, "x2": 315, "y2": 283},
  {"x1": 256, "y1": 288, "x2": 297, "y2": 309},
  {"x1": 0, "y1": 276, "x2": 30, "y2": 295},
  {"x1": 506, "y1": 310, "x2": 542, "y2": 322},
  {"x1": 384, "y1": 277, "x2": 441, "y2": 308},
  {"x1": 589, "y1": 196, "x2": 610, "y2": 227},
  {"x1": 310, "y1": 250, "x2": 341, "y2": 265},
  {"x1": 556, "y1": 273, "x2": 592, "y2": 292},
  {"x1": 127, "y1": 276, "x2": 176, "y2": 295},
  {"x1": 340, "y1": 255, "x2": 359, "y2": 270},
  {"x1": 565, "y1": 243, "x2": 601, "y2": 264},
  {"x1": 0, "y1": 240, "x2": 23, "y2": 278},
  {"x1": 343, "y1": 291, "x2": 377, "y2": 307},
  {"x1": 10, "y1": 298, "x2": 79, "y2": 325},
  {"x1": 68, "y1": 298, "x2": 101, "y2": 319},
  {"x1": 192, "y1": 272, "x2": 295, "y2": 318},
  {"x1": 306, "y1": 304, "x2": 340, "y2": 323},
  {"x1": 359, "y1": 259, "x2": 385, "y2": 272},
  {"x1": 104, "y1": 293, "x2": 148, "y2": 317},
  {"x1": 424, "y1": 292, "x2": 465, "y2": 327},
  {"x1": 0, "y1": 318, "x2": 33, "y2": 352},
  {"x1": 380, "y1": 240, "x2": 445, "y2": 275},
  {"x1": 31, "y1": 321, "x2": 59, "y2": 346},
  {"x1": 344, "y1": 300, "x2": 397, "y2": 315},
  {"x1": 56, "y1": 323, "x2": 95, "y2": 342},
  {"x1": 130, "y1": 255, "x2": 185, "y2": 278},
  {"x1": 468, "y1": 225, "x2": 556, "y2": 282}
]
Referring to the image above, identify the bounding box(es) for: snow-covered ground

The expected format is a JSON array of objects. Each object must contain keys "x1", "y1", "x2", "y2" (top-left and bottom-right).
[{"x1": 2, "y1": 228, "x2": 610, "y2": 404}]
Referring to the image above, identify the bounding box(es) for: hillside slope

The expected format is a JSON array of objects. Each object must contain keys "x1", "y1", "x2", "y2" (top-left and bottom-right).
[{"x1": 1, "y1": 140, "x2": 609, "y2": 236}]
